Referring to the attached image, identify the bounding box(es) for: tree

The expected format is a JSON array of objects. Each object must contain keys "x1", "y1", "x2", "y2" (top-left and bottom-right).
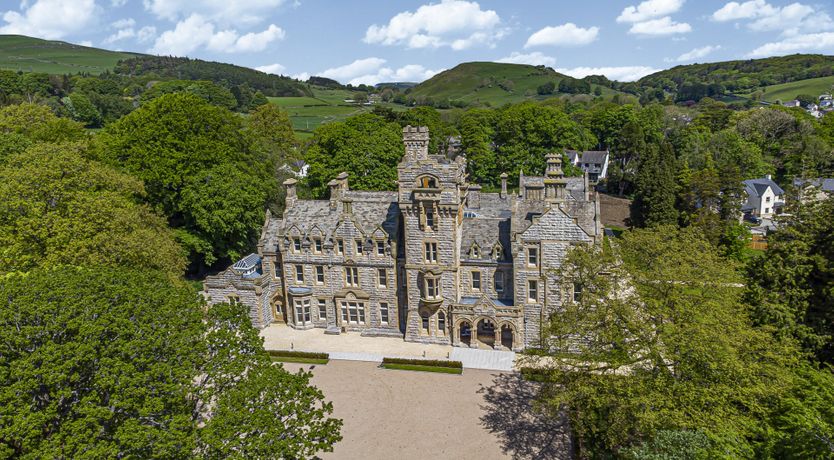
[
  {"x1": 62, "y1": 92, "x2": 102, "y2": 127},
  {"x1": 745, "y1": 195, "x2": 834, "y2": 363},
  {"x1": 459, "y1": 108, "x2": 498, "y2": 186},
  {"x1": 96, "y1": 93, "x2": 274, "y2": 269},
  {"x1": 0, "y1": 142, "x2": 186, "y2": 277},
  {"x1": 537, "y1": 81, "x2": 555, "y2": 95},
  {"x1": 0, "y1": 267, "x2": 205, "y2": 459},
  {"x1": 610, "y1": 119, "x2": 645, "y2": 195},
  {"x1": 0, "y1": 102, "x2": 85, "y2": 143},
  {"x1": 198, "y1": 363, "x2": 343, "y2": 458},
  {"x1": 305, "y1": 113, "x2": 404, "y2": 197},
  {"x1": 534, "y1": 227, "x2": 834, "y2": 458},
  {"x1": 631, "y1": 142, "x2": 678, "y2": 227},
  {"x1": 398, "y1": 106, "x2": 457, "y2": 157}
]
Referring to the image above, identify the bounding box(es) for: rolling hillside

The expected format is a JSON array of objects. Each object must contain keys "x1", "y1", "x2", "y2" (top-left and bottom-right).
[
  {"x1": 746, "y1": 75, "x2": 834, "y2": 102},
  {"x1": 408, "y1": 62, "x2": 617, "y2": 106},
  {"x1": 0, "y1": 35, "x2": 141, "y2": 74}
]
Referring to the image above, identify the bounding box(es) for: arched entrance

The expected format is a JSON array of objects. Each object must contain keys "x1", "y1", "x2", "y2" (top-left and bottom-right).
[
  {"x1": 501, "y1": 324, "x2": 514, "y2": 349},
  {"x1": 458, "y1": 321, "x2": 472, "y2": 346},
  {"x1": 477, "y1": 319, "x2": 496, "y2": 347}
]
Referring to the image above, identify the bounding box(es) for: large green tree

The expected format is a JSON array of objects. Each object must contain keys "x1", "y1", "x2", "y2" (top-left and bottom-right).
[
  {"x1": 305, "y1": 113, "x2": 404, "y2": 197},
  {"x1": 534, "y1": 227, "x2": 834, "y2": 458},
  {"x1": 96, "y1": 93, "x2": 275, "y2": 269},
  {"x1": 0, "y1": 142, "x2": 186, "y2": 277},
  {"x1": 631, "y1": 142, "x2": 678, "y2": 227}
]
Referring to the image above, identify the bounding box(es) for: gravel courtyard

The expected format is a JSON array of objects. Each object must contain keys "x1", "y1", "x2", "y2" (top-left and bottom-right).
[{"x1": 281, "y1": 360, "x2": 572, "y2": 460}]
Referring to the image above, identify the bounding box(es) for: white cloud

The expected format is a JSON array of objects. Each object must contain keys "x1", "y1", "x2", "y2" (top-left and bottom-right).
[
  {"x1": 79, "y1": 40, "x2": 93, "y2": 47},
  {"x1": 306, "y1": 58, "x2": 441, "y2": 86},
  {"x1": 363, "y1": 0, "x2": 505, "y2": 50},
  {"x1": 667, "y1": 44, "x2": 720, "y2": 62},
  {"x1": 747, "y1": 31, "x2": 834, "y2": 57},
  {"x1": 137, "y1": 26, "x2": 156, "y2": 43},
  {"x1": 628, "y1": 16, "x2": 691, "y2": 35},
  {"x1": 712, "y1": 1, "x2": 832, "y2": 35},
  {"x1": 111, "y1": 18, "x2": 135, "y2": 29},
  {"x1": 256, "y1": 63, "x2": 286, "y2": 75},
  {"x1": 556, "y1": 66, "x2": 660, "y2": 82},
  {"x1": 617, "y1": 0, "x2": 684, "y2": 23},
  {"x1": 524, "y1": 23, "x2": 599, "y2": 48},
  {"x1": 496, "y1": 51, "x2": 556, "y2": 67},
  {"x1": 103, "y1": 27, "x2": 135, "y2": 44},
  {"x1": 317, "y1": 57, "x2": 387, "y2": 81},
  {"x1": 151, "y1": 15, "x2": 284, "y2": 55},
  {"x1": 292, "y1": 72, "x2": 311, "y2": 81},
  {"x1": 0, "y1": 0, "x2": 98, "y2": 39},
  {"x1": 143, "y1": 0, "x2": 286, "y2": 27}
]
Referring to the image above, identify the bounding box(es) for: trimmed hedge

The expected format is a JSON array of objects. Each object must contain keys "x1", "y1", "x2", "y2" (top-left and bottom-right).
[
  {"x1": 381, "y1": 357, "x2": 463, "y2": 369},
  {"x1": 267, "y1": 350, "x2": 329, "y2": 360}
]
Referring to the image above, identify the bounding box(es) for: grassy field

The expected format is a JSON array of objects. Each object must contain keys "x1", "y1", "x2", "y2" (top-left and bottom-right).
[
  {"x1": 270, "y1": 87, "x2": 405, "y2": 137},
  {"x1": 381, "y1": 363, "x2": 463, "y2": 374},
  {"x1": 736, "y1": 75, "x2": 834, "y2": 102},
  {"x1": 408, "y1": 61, "x2": 620, "y2": 106},
  {"x1": 0, "y1": 35, "x2": 140, "y2": 74}
]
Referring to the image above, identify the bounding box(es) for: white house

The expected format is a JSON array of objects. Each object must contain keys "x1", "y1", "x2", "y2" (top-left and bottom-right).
[
  {"x1": 742, "y1": 175, "x2": 785, "y2": 219},
  {"x1": 566, "y1": 149, "x2": 609, "y2": 183}
]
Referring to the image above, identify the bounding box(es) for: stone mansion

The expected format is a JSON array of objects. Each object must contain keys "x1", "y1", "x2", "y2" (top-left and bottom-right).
[{"x1": 203, "y1": 126, "x2": 602, "y2": 351}]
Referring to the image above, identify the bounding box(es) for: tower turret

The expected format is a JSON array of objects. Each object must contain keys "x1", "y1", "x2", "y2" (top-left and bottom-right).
[{"x1": 403, "y1": 125, "x2": 429, "y2": 160}]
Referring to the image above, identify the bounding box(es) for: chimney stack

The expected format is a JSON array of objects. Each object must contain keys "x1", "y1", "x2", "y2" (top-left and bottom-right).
[
  {"x1": 283, "y1": 178, "x2": 297, "y2": 209},
  {"x1": 467, "y1": 184, "x2": 481, "y2": 209},
  {"x1": 500, "y1": 172, "x2": 508, "y2": 199},
  {"x1": 328, "y1": 179, "x2": 341, "y2": 210}
]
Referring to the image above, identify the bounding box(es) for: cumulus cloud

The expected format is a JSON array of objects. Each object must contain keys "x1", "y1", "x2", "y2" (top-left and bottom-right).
[
  {"x1": 111, "y1": 18, "x2": 135, "y2": 29},
  {"x1": 556, "y1": 66, "x2": 660, "y2": 82},
  {"x1": 143, "y1": 0, "x2": 287, "y2": 27},
  {"x1": 103, "y1": 27, "x2": 135, "y2": 44},
  {"x1": 666, "y1": 45, "x2": 720, "y2": 62},
  {"x1": 496, "y1": 51, "x2": 556, "y2": 67},
  {"x1": 617, "y1": 0, "x2": 684, "y2": 23},
  {"x1": 363, "y1": 0, "x2": 505, "y2": 50},
  {"x1": 0, "y1": 0, "x2": 98, "y2": 39},
  {"x1": 151, "y1": 15, "x2": 285, "y2": 55},
  {"x1": 306, "y1": 57, "x2": 442, "y2": 86},
  {"x1": 712, "y1": 1, "x2": 832, "y2": 35},
  {"x1": 524, "y1": 23, "x2": 599, "y2": 48},
  {"x1": 256, "y1": 63, "x2": 286, "y2": 75},
  {"x1": 747, "y1": 31, "x2": 834, "y2": 57},
  {"x1": 628, "y1": 16, "x2": 691, "y2": 36}
]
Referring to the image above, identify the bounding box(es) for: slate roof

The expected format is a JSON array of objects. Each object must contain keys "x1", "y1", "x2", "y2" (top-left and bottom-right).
[
  {"x1": 744, "y1": 177, "x2": 785, "y2": 197},
  {"x1": 794, "y1": 178, "x2": 834, "y2": 192},
  {"x1": 278, "y1": 191, "x2": 400, "y2": 242},
  {"x1": 566, "y1": 150, "x2": 609, "y2": 165},
  {"x1": 519, "y1": 207, "x2": 592, "y2": 242},
  {"x1": 460, "y1": 217, "x2": 512, "y2": 261}
]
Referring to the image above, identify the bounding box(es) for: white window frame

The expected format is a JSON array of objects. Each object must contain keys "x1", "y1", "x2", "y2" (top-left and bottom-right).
[
  {"x1": 495, "y1": 271, "x2": 504, "y2": 293},
  {"x1": 315, "y1": 265, "x2": 325, "y2": 284},
  {"x1": 293, "y1": 237, "x2": 302, "y2": 253},
  {"x1": 425, "y1": 276, "x2": 439, "y2": 299},
  {"x1": 527, "y1": 247, "x2": 538, "y2": 267},
  {"x1": 472, "y1": 271, "x2": 481, "y2": 291},
  {"x1": 379, "y1": 303, "x2": 389, "y2": 325},
  {"x1": 345, "y1": 267, "x2": 359, "y2": 287},
  {"x1": 340, "y1": 300, "x2": 366, "y2": 324},
  {"x1": 336, "y1": 239, "x2": 344, "y2": 255},
  {"x1": 376, "y1": 240, "x2": 386, "y2": 256},
  {"x1": 527, "y1": 279, "x2": 538, "y2": 303},
  {"x1": 378, "y1": 268, "x2": 387, "y2": 288},
  {"x1": 295, "y1": 265, "x2": 304, "y2": 283},
  {"x1": 424, "y1": 241, "x2": 438, "y2": 264},
  {"x1": 313, "y1": 237, "x2": 323, "y2": 253},
  {"x1": 317, "y1": 299, "x2": 327, "y2": 319},
  {"x1": 294, "y1": 299, "x2": 311, "y2": 325}
]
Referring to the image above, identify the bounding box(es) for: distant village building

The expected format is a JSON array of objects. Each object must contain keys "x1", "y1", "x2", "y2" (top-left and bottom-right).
[
  {"x1": 793, "y1": 177, "x2": 834, "y2": 203},
  {"x1": 742, "y1": 175, "x2": 785, "y2": 219},
  {"x1": 566, "y1": 149, "x2": 609, "y2": 183},
  {"x1": 204, "y1": 126, "x2": 602, "y2": 351}
]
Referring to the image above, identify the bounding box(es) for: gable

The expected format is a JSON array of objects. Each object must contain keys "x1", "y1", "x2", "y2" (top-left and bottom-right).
[{"x1": 520, "y1": 208, "x2": 592, "y2": 242}]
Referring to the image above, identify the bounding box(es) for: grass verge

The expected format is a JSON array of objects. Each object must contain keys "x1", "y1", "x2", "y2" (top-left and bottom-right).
[
  {"x1": 381, "y1": 363, "x2": 463, "y2": 374},
  {"x1": 267, "y1": 350, "x2": 329, "y2": 364},
  {"x1": 272, "y1": 356, "x2": 329, "y2": 365}
]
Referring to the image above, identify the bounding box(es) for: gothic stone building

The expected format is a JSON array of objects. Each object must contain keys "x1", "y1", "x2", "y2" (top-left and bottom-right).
[{"x1": 203, "y1": 126, "x2": 602, "y2": 351}]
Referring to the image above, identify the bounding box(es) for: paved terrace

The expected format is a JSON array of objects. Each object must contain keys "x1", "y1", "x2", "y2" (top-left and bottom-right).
[{"x1": 261, "y1": 324, "x2": 516, "y2": 371}]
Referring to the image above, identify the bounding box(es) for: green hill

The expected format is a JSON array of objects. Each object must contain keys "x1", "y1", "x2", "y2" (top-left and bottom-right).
[
  {"x1": 744, "y1": 75, "x2": 834, "y2": 102},
  {"x1": 0, "y1": 35, "x2": 141, "y2": 74},
  {"x1": 408, "y1": 62, "x2": 617, "y2": 106},
  {"x1": 636, "y1": 54, "x2": 834, "y2": 101}
]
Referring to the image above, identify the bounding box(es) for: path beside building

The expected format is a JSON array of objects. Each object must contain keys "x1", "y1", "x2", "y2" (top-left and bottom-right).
[{"x1": 261, "y1": 324, "x2": 517, "y2": 371}]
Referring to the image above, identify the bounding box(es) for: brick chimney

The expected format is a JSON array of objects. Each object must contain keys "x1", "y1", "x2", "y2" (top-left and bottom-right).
[
  {"x1": 500, "y1": 172, "x2": 508, "y2": 199},
  {"x1": 283, "y1": 178, "x2": 297, "y2": 209}
]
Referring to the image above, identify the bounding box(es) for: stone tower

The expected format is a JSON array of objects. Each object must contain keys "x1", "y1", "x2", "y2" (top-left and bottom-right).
[{"x1": 398, "y1": 125, "x2": 467, "y2": 344}]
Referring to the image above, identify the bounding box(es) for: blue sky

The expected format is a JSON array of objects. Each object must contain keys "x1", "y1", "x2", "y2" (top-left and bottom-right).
[{"x1": 2, "y1": 0, "x2": 833, "y2": 83}]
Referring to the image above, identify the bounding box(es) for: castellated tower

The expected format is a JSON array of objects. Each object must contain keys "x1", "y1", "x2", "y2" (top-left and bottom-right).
[{"x1": 398, "y1": 125, "x2": 467, "y2": 345}]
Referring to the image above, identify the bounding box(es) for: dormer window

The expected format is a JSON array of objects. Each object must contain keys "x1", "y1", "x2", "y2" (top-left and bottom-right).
[
  {"x1": 313, "y1": 237, "x2": 323, "y2": 253},
  {"x1": 355, "y1": 239, "x2": 363, "y2": 255},
  {"x1": 293, "y1": 237, "x2": 301, "y2": 252},
  {"x1": 376, "y1": 240, "x2": 386, "y2": 256},
  {"x1": 471, "y1": 245, "x2": 480, "y2": 258},
  {"x1": 492, "y1": 244, "x2": 503, "y2": 260}
]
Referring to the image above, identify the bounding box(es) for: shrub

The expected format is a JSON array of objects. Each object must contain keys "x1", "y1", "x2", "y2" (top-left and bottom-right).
[
  {"x1": 267, "y1": 350, "x2": 329, "y2": 360},
  {"x1": 381, "y1": 357, "x2": 462, "y2": 368}
]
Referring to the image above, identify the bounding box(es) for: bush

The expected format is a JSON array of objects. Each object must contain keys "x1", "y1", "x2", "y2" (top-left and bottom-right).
[
  {"x1": 381, "y1": 357, "x2": 462, "y2": 368},
  {"x1": 267, "y1": 350, "x2": 329, "y2": 360}
]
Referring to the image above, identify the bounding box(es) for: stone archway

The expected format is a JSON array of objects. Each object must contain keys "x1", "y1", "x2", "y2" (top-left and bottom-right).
[
  {"x1": 500, "y1": 324, "x2": 514, "y2": 350},
  {"x1": 458, "y1": 320, "x2": 472, "y2": 346},
  {"x1": 476, "y1": 319, "x2": 496, "y2": 347}
]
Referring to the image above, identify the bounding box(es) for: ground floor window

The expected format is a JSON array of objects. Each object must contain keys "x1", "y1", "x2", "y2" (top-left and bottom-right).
[
  {"x1": 340, "y1": 301, "x2": 366, "y2": 324},
  {"x1": 318, "y1": 299, "x2": 327, "y2": 319},
  {"x1": 438, "y1": 311, "x2": 446, "y2": 335},
  {"x1": 380, "y1": 303, "x2": 389, "y2": 325},
  {"x1": 294, "y1": 299, "x2": 311, "y2": 325},
  {"x1": 421, "y1": 312, "x2": 430, "y2": 333}
]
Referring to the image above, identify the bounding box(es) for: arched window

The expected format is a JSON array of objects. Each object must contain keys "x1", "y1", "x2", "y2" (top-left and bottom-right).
[
  {"x1": 418, "y1": 176, "x2": 437, "y2": 188},
  {"x1": 438, "y1": 312, "x2": 446, "y2": 335}
]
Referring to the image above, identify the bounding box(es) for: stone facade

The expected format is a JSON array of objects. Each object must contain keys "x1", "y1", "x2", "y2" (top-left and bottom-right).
[{"x1": 204, "y1": 126, "x2": 602, "y2": 351}]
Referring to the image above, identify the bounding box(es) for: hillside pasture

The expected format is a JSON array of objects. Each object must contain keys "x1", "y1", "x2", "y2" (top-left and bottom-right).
[
  {"x1": 0, "y1": 35, "x2": 138, "y2": 74},
  {"x1": 754, "y1": 75, "x2": 834, "y2": 102}
]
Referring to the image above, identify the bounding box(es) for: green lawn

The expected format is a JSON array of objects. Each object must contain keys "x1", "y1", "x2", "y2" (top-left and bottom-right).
[
  {"x1": 0, "y1": 34, "x2": 140, "y2": 74},
  {"x1": 381, "y1": 363, "x2": 463, "y2": 374},
  {"x1": 271, "y1": 356, "x2": 329, "y2": 365}
]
